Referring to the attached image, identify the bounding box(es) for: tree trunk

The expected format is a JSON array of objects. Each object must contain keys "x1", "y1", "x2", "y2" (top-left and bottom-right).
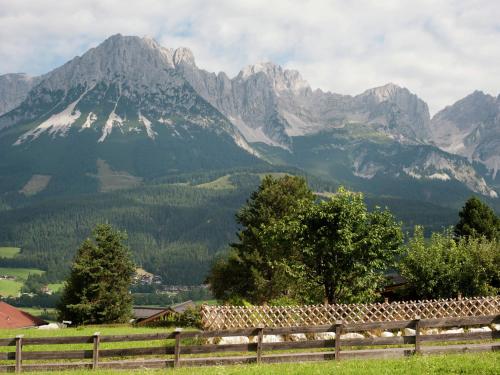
[{"x1": 324, "y1": 281, "x2": 336, "y2": 304}]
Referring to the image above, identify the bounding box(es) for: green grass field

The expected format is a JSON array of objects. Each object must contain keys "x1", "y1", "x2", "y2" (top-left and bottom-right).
[
  {"x1": 0, "y1": 325, "x2": 181, "y2": 355},
  {"x1": 47, "y1": 283, "x2": 64, "y2": 292},
  {"x1": 0, "y1": 324, "x2": 177, "y2": 340},
  {"x1": 0, "y1": 247, "x2": 20, "y2": 258},
  {"x1": 0, "y1": 267, "x2": 44, "y2": 280},
  {"x1": 196, "y1": 175, "x2": 235, "y2": 189},
  {"x1": 18, "y1": 307, "x2": 58, "y2": 322},
  {"x1": 0, "y1": 324, "x2": 497, "y2": 373},
  {"x1": 0, "y1": 266, "x2": 45, "y2": 297},
  {"x1": 28, "y1": 352, "x2": 500, "y2": 374},
  {"x1": 0, "y1": 279, "x2": 23, "y2": 296}
]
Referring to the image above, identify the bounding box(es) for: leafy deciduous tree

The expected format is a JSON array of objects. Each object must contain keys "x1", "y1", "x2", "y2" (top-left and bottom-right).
[
  {"x1": 400, "y1": 226, "x2": 499, "y2": 299},
  {"x1": 282, "y1": 188, "x2": 403, "y2": 304}
]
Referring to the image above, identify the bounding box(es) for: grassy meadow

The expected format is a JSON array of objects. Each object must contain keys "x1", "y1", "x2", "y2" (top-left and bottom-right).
[
  {"x1": 25, "y1": 352, "x2": 500, "y2": 375},
  {"x1": 0, "y1": 247, "x2": 20, "y2": 258},
  {"x1": 0, "y1": 265, "x2": 44, "y2": 297}
]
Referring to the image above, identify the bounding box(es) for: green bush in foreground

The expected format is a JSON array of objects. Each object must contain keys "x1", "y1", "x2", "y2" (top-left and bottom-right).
[{"x1": 400, "y1": 226, "x2": 499, "y2": 299}]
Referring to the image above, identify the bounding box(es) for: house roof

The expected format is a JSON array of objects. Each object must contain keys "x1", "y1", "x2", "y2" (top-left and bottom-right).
[
  {"x1": 132, "y1": 300, "x2": 196, "y2": 325},
  {"x1": 169, "y1": 300, "x2": 196, "y2": 314},
  {"x1": 133, "y1": 307, "x2": 168, "y2": 320},
  {"x1": 0, "y1": 301, "x2": 46, "y2": 329}
]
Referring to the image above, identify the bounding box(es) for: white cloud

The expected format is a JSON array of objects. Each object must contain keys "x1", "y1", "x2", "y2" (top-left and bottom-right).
[{"x1": 0, "y1": 0, "x2": 499, "y2": 113}]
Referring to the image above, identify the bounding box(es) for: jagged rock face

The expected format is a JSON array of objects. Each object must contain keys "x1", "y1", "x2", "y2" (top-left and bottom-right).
[
  {"x1": 402, "y1": 150, "x2": 497, "y2": 198},
  {"x1": 0, "y1": 73, "x2": 40, "y2": 116},
  {"x1": 1, "y1": 34, "x2": 251, "y2": 150},
  {"x1": 430, "y1": 91, "x2": 500, "y2": 178},
  {"x1": 177, "y1": 59, "x2": 431, "y2": 148},
  {"x1": 0, "y1": 34, "x2": 262, "y2": 197},
  {"x1": 0, "y1": 34, "x2": 497, "y2": 198},
  {"x1": 355, "y1": 84, "x2": 431, "y2": 141}
]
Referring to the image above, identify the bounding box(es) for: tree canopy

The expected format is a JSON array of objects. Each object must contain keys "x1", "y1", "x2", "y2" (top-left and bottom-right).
[
  {"x1": 399, "y1": 226, "x2": 499, "y2": 299},
  {"x1": 454, "y1": 197, "x2": 500, "y2": 240},
  {"x1": 58, "y1": 224, "x2": 135, "y2": 325},
  {"x1": 208, "y1": 175, "x2": 315, "y2": 304},
  {"x1": 209, "y1": 179, "x2": 404, "y2": 305},
  {"x1": 269, "y1": 188, "x2": 403, "y2": 304}
]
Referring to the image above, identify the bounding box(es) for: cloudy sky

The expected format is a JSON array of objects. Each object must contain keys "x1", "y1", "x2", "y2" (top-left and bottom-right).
[{"x1": 1, "y1": 0, "x2": 499, "y2": 113}]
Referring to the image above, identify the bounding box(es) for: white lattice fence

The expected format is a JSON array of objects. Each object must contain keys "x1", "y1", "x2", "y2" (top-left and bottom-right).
[{"x1": 200, "y1": 296, "x2": 500, "y2": 330}]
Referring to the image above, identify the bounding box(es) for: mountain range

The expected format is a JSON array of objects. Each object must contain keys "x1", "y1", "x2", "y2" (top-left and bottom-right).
[
  {"x1": 1, "y1": 34, "x2": 498, "y2": 200},
  {"x1": 0, "y1": 34, "x2": 498, "y2": 284}
]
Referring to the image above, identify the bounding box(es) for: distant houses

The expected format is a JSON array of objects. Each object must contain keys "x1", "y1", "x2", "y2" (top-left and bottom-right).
[{"x1": 133, "y1": 268, "x2": 162, "y2": 285}]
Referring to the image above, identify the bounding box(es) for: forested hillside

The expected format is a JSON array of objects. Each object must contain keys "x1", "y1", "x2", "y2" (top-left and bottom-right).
[{"x1": 0, "y1": 165, "x2": 481, "y2": 285}]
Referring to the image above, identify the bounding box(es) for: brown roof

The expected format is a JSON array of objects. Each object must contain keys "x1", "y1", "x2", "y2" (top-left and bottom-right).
[
  {"x1": 169, "y1": 300, "x2": 195, "y2": 314},
  {"x1": 133, "y1": 307, "x2": 168, "y2": 320},
  {"x1": 133, "y1": 301, "x2": 196, "y2": 325},
  {"x1": 0, "y1": 302, "x2": 46, "y2": 329}
]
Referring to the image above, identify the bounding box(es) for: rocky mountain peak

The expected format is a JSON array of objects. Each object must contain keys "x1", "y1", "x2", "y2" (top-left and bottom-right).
[
  {"x1": 0, "y1": 73, "x2": 40, "y2": 115},
  {"x1": 238, "y1": 62, "x2": 310, "y2": 93},
  {"x1": 362, "y1": 83, "x2": 409, "y2": 102},
  {"x1": 33, "y1": 34, "x2": 181, "y2": 93},
  {"x1": 173, "y1": 47, "x2": 196, "y2": 67},
  {"x1": 432, "y1": 90, "x2": 497, "y2": 128},
  {"x1": 429, "y1": 90, "x2": 500, "y2": 176}
]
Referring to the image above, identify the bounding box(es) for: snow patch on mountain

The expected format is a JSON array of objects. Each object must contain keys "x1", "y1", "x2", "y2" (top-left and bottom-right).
[
  {"x1": 428, "y1": 172, "x2": 451, "y2": 181},
  {"x1": 81, "y1": 112, "x2": 97, "y2": 130},
  {"x1": 139, "y1": 113, "x2": 157, "y2": 139},
  {"x1": 158, "y1": 118, "x2": 173, "y2": 125},
  {"x1": 14, "y1": 95, "x2": 83, "y2": 145},
  {"x1": 98, "y1": 108, "x2": 124, "y2": 142}
]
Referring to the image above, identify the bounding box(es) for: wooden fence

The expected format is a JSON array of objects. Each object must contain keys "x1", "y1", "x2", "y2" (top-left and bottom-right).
[
  {"x1": 200, "y1": 296, "x2": 500, "y2": 330},
  {"x1": 0, "y1": 315, "x2": 498, "y2": 372}
]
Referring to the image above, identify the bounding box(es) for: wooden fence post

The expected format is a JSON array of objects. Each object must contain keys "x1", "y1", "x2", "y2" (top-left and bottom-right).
[
  {"x1": 92, "y1": 332, "x2": 100, "y2": 370},
  {"x1": 174, "y1": 328, "x2": 183, "y2": 368},
  {"x1": 414, "y1": 316, "x2": 421, "y2": 355},
  {"x1": 335, "y1": 321, "x2": 343, "y2": 361},
  {"x1": 256, "y1": 325, "x2": 264, "y2": 364},
  {"x1": 15, "y1": 335, "x2": 23, "y2": 373}
]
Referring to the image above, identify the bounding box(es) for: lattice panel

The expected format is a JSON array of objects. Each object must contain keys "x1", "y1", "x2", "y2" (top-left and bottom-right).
[{"x1": 200, "y1": 296, "x2": 500, "y2": 330}]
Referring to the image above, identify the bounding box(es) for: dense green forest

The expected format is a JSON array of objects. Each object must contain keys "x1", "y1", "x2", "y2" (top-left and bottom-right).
[{"x1": 0, "y1": 166, "x2": 495, "y2": 285}]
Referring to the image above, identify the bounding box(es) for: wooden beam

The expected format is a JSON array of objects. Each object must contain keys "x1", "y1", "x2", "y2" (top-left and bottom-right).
[
  {"x1": 15, "y1": 335, "x2": 23, "y2": 374},
  {"x1": 256, "y1": 326, "x2": 264, "y2": 364},
  {"x1": 414, "y1": 316, "x2": 421, "y2": 355},
  {"x1": 174, "y1": 328, "x2": 183, "y2": 368},
  {"x1": 92, "y1": 332, "x2": 100, "y2": 370},
  {"x1": 335, "y1": 321, "x2": 343, "y2": 361}
]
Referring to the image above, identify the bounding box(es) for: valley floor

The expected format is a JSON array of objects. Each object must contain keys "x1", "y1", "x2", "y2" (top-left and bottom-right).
[{"x1": 29, "y1": 352, "x2": 499, "y2": 375}]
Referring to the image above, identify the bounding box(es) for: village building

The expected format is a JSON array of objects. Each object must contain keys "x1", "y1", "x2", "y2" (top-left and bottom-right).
[
  {"x1": 132, "y1": 300, "x2": 195, "y2": 325},
  {"x1": 0, "y1": 301, "x2": 46, "y2": 329}
]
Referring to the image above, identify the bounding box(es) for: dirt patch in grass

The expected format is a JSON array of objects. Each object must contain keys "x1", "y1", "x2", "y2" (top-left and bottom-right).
[{"x1": 20, "y1": 174, "x2": 51, "y2": 196}]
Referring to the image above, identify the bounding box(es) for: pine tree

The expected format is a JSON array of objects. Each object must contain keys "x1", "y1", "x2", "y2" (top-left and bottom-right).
[
  {"x1": 454, "y1": 197, "x2": 500, "y2": 240},
  {"x1": 58, "y1": 224, "x2": 135, "y2": 325}
]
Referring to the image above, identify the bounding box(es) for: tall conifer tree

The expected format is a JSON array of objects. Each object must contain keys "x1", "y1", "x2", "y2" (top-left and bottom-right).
[
  {"x1": 58, "y1": 224, "x2": 135, "y2": 325},
  {"x1": 455, "y1": 197, "x2": 500, "y2": 240}
]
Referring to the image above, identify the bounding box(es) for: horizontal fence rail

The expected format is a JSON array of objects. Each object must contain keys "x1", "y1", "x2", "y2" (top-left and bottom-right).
[
  {"x1": 0, "y1": 315, "x2": 498, "y2": 372},
  {"x1": 200, "y1": 296, "x2": 500, "y2": 330}
]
